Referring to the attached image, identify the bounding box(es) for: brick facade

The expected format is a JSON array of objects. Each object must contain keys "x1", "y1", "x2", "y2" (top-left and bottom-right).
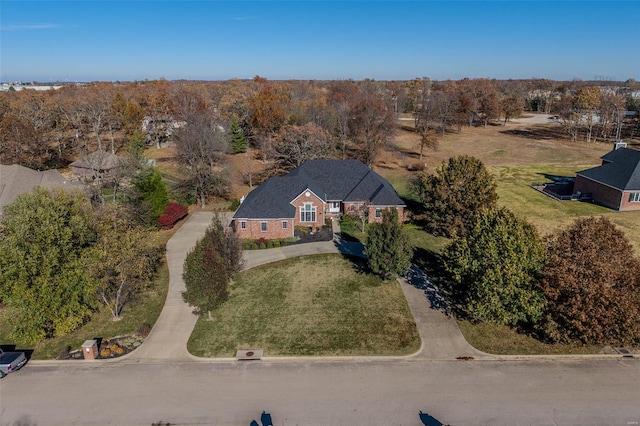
[
  {"x1": 236, "y1": 218, "x2": 294, "y2": 240},
  {"x1": 290, "y1": 190, "x2": 326, "y2": 231},
  {"x1": 235, "y1": 197, "x2": 406, "y2": 241},
  {"x1": 619, "y1": 191, "x2": 640, "y2": 211},
  {"x1": 343, "y1": 202, "x2": 405, "y2": 224},
  {"x1": 574, "y1": 175, "x2": 624, "y2": 210}
]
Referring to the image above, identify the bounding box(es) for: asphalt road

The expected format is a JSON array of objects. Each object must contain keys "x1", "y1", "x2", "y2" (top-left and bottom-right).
[{"x1": 1, "y1": 358, "x2": 639, "y2": 425}]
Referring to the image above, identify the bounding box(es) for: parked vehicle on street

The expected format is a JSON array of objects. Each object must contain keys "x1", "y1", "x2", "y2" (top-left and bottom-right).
[{"x1": 0, "y1": 348, "x2": 27, "y2": 378}]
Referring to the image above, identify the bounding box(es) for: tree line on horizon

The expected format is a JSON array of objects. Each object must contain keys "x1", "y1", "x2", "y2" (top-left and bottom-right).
[{"x1": 2, "y1": 76, "x2": 638, "y2": 172}]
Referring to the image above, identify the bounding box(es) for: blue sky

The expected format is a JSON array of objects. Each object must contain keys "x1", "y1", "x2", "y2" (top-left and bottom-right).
[{"x1": 1, "y1": 1, "x2": 638, "y2": 82}]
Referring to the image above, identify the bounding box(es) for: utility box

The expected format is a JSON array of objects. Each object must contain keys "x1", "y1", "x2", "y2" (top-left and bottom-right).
[
  {"x1": 236, "y1": 348, "x2": 263, "y2": 360},
  {"x1": 82, "y1": 340, "x2": 98, "y2": 360}
]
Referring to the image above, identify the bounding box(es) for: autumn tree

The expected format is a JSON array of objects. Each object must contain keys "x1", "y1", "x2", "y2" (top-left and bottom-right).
[
  {"x1": 182, "y1": 215, "x2": 244, "y2": 319},
  {"x1": 272, "y1": 123, "x2": 334, "y2": 174},
  {"x1": 87, "y1": 205, "x2": 163, "y2": 320},
  {"x1": 501, "y1": 94, "x2": 524, "y2": 124},
  {"x1": 598, "y1": 91, "x2": 626, "y2": 141},
  {"x1": 0, "y1": 113, "x2": 48, "y2": 168},
  {"x1": 432, "y1": 89, "x2": 456, "y2": 137},
  {"x1": 173, "y1": 110, "x2": 230, "y2": 207},
  {"x1": 574, "y1": 86, "x2": 601, "y2": 143},
  {"x1": 441, "y1": 207, "x2": 546, "y2": 325},
  {"x1": 141, "y1": 80, "x2": 174, "y2": 148},
  {"x1": 347, "y1": 81, "x2": 395, "y2": 166},
  {"x1": 111, "y1": 91, "x2": 145, "y2": 141},
  {"x1": 80, "y1": 83, "x2": 113, "y2": 151},
  {"x1": 0, "y1": 188, "x2": 99, "y2": 343},
  {"x1": 413, "y1": 155, "x2": 498, "y2": 237},
  {"x1": 413, "y1": 78, "x2": 438, "y2": 159},
  {"x1": 475, "y1": 79, "x2": 500, "y2": 127},
  {"x1": 555, "y1": 93, "x2": 581, "y2": 141},
  {"x1": 365, "y1": 208, "x2": 413, "y2": 279},
  {"x1": 248, "y1": 80, "x2": 290, "y2": 161},
  {"x1": 537, "y1": 217, "x2": 640, "y2": 345},
  {"x1": 327, "y1": 79, "x2": 359, "y2": 159}
]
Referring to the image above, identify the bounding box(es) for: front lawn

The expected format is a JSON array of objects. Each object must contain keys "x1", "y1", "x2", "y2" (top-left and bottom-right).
[
  {"x1": 187, "y1": 254, "x2": 420, "y2": 357},
  {"x1": 456, "y1": 320, "x2": 604, "y2": 355}
]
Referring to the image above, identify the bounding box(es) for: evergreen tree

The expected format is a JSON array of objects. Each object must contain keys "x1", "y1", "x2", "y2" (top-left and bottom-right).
[
  {"x1": 182, "y1": 215, "x2": 244, "y2": 318},
  {"x1": 365, "y1": 208, "x2": 413, "y2": 279},
  {"x1": 441, "y1": 207, "x2": 546, "y2": 325},
  {"x1": 130, "y1": 166, "x2": 169, "y2": 226},
  {"x1": 229, "y1": 117, "x2": 247, "y2": 154},
  {"x1": 413, "y1": 155, "x2": 497, "y2": 237}
]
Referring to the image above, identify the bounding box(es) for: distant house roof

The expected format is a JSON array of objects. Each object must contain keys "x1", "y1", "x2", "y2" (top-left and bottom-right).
[
  {"x1": 0, "y1": 164, "x2": 85, "y2": 215},
  {"x1": 70, "y1": 150, "x2": 122, "y2": 171},
  {"x1": 233, "y1": 159, "x2": 405, "y2": 219},
  {"x1": 576, "y1": 147, "x2": 640, "y2": 191}
]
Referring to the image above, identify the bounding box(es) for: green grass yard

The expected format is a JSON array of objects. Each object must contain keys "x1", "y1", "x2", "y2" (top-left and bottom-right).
[
  {"x1": 491, "y1": 165, "x2": 640, "y2": 254},
  {"x1": 456, "y1": 319, "x2": 603, "y2": 355},
  {"x1": 187, "y1": 254, "x2": 420, "y2": 357}
]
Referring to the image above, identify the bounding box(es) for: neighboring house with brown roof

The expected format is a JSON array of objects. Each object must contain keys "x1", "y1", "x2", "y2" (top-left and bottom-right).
[
  {"x1": 70, "y1": 150, "x2": 122, "y2": 181},
  {"x1": 574, "y1": 144, "x2": 640, "y2": 211},
  {"x1": 232, "y1": 159, "x2": 405, "y2": 240},
  {"x1": 0, "y1": 164, "x2": 85, "y2": 216}
]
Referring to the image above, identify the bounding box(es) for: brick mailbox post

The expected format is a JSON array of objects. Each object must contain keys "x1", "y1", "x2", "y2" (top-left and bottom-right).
[{"x1": 82, "y1": 339, "x2": 98, "y2": 360}]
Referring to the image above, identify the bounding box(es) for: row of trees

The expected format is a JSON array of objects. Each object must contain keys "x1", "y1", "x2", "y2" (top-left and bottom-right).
[
  {"x1": 413, "y1": 156, "x2": 640, "y2": 345},
  {"x1": 4, "y1": 77, "x2": 636, "y2": 179},
  {"x1": 0, "y1": 189, "x2": 163, "y2": 343}
]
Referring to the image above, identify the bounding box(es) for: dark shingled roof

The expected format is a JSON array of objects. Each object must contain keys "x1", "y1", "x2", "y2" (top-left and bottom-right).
[
  {"x1": 233, "y1": 159, "x2": 405, "y2": 219},
  {"x1": 576, "y1": 147, "x2": 640, "y2": 191}
]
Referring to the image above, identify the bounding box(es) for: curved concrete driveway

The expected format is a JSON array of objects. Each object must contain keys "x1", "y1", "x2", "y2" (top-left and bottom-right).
[
  {"x1": 131, "y1": 211, "x2": 482, "y2": 362},
  {"x1": 127, "y1": 212, "x2": 215, "y2": 362}
]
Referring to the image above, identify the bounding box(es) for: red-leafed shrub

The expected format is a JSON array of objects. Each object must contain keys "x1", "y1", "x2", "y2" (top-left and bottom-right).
[
  {"x1": 255, "y1": 237, "x2": 269, "y2": 246},
  {"x1": 158, "y1": 202, "x2": 188, "y2": 229}
]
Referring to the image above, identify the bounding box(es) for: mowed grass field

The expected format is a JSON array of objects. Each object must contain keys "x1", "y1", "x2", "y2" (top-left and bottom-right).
[
  {"x1": 187, "y1": 254, "x2": 420, "y2": 357},
  {"x1": 492, "y1": 164, "x2": 640, "y2": 253},
  {"x1": 380, "y1": 119, "x2": 640, "y2": 254}
]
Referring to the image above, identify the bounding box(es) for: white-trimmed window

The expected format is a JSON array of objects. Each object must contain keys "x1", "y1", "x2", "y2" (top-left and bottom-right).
[
  {"x1": 261, "y1": 222, "x2": 267, "y2": 232},
  {"x1": 282, "y1": 220, "x2": 288, "y2": 229},
  {"x1": 240, "y1": 220, "x2": 246, "y2": 230},
  {"x1": 300, "y1": 203, "x2": 316, "y2": 222},
  {"x1": 375, "y1": 208, "x2": 382, "y2": 218},
  {"x1": 630, "y1": 192, "x2": 640, "y2": 203}
]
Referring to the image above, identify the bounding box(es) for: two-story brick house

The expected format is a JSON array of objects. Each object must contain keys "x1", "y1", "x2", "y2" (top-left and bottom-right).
[
  {"x1": 574, "y1": 144, "x2": 640, "y2": 212},
  {"x1": 232, "y1": 159, "x2": 405, "y2": 239}
]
